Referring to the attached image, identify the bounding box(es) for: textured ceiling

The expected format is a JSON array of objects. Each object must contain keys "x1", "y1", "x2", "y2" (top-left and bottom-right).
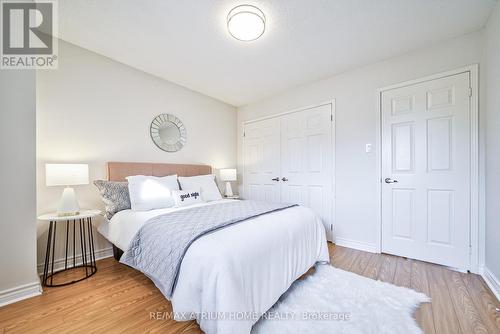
[{"x1": 57, "y1": 0, "x2": 496, "y2": 106}]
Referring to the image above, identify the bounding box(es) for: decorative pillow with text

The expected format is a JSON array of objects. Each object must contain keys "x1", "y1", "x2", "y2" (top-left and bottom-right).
[
  {"x1": 178, "y1": 174, "x2": 222, "y2": 201},
  {"x1": 172, "y1": 189, "x2": 205, "y2": 207}
]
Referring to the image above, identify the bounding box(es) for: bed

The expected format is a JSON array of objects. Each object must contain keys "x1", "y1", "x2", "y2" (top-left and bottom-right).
[{"x1": 97, "y1": 162, "x2": 329, "y2": 334}]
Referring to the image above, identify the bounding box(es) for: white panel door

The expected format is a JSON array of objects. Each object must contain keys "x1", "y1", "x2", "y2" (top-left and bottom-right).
[
  {"x1": 243, "y1": 118, "x2": 281, "y2": 202},
  {"x1": 381, "y1": 72, "x2": 471, "y2": 269},
  {"x1": 280, "y1": 104, "x2": 333, "y2": 240}
]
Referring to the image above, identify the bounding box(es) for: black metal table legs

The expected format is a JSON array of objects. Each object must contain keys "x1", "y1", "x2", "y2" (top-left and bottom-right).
[{"x1": 42, "y1": 217, "x2": 97, "y2": 287}]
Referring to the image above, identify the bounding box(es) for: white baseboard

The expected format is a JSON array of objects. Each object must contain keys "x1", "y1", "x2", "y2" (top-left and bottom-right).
[
  {"x1": 0, "y1": 281, "x2": 42, "y2": 307},
  {"x1": 334, "y1": 237, "x2": 379, "y2": 253},
  {"x1": 37, "y1": 246, "x2": 113, "y2": 274},
  {"x1": 481, "y1": 266, "x2": 500, "y2": 301}
]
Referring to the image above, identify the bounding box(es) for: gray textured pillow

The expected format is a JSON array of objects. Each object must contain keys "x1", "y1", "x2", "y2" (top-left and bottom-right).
[{"x1": 94, "y1": 180, "x2": 131, "y2": 219}]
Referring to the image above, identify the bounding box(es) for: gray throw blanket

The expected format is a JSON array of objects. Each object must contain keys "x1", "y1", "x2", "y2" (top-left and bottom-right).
[{"x1": 120, "y1": 200, "x2": 297, "y2": 298}]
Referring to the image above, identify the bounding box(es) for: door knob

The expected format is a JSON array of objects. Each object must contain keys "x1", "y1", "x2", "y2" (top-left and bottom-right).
[
  {"x1": 384, "y1": 178, "x2": 398, "y2": 184},
  {"x1": 282, "y1": 177, "x2": 289, "y2": 182},
  {"x1": 271, "y1": 177, "x2": 280, "y2": 182}
]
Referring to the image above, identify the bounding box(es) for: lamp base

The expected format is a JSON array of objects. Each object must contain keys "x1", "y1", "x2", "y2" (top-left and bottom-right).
[
  {"x1": 224, "y1": 181, "x2": 234, "y2": 197},
  {"x1": 57, "y1": 211, "x2": 80, "y2": 217},
  {"x1": 57, "y1": 187, "x2": 80, "y2": 217}
]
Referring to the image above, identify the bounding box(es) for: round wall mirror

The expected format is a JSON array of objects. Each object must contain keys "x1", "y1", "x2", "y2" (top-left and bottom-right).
[{"x1": 150, "y1": 114, "x2": 187, "y2": 152}]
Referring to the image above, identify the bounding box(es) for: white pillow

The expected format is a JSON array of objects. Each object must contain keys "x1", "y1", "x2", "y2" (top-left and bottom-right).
[
  {"x1": 126, "y1": 175, "x2": 179, "y2": 211},
  {"x1": 172, "y1": 189, "x2": 204, "y2": 207},
  {"x1": 178, "y1": 174, "x2": 222, "y2": 201}
]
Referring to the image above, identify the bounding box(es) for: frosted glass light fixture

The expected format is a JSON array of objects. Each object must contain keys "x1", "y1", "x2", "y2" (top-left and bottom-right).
[{"x1": 227, "y1": 5, "x2": 266, "y2": 41}]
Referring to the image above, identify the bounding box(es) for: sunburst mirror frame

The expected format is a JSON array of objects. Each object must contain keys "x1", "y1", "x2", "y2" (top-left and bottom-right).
[{"x1": 150, "y1": 114, "x2": 187, "y2": 152}]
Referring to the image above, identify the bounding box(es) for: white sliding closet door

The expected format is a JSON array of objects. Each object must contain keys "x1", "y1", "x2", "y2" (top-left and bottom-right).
[
  {"x1": 280, "y1": 105, "x2": 333, "y2": 236},
  {"x1": 243, "y1": 104, "x2": 334, "y2": 239},
  {"x1": 243, "y1": 117, "x2": 281, "y2": 202}
]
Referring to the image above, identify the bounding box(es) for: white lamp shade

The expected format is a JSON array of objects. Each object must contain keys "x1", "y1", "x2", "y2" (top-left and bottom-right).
[
  {"x1": 219, "y1": 168, "x2": 237, "y2": 181},
  {"x1": 46, "y1": 164, "x2": 89, "y2": 186}
]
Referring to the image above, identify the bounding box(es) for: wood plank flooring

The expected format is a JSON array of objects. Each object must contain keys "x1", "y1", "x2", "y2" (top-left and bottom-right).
[{"x1": 1, "y1": 243, "x2": 498, "y2": 333}]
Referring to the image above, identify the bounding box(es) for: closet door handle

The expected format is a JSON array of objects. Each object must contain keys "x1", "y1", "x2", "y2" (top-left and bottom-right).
[
  {"x1": 271, "y1": 177, "x2": 280, "y2": 182},
  {"x1": 281, "y1": 177, "x2": 289, "y2": 182}
]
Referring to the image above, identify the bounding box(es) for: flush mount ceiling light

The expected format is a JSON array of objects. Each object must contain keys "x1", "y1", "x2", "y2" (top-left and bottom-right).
[{"x1": 227, "y1": 5, "x2": 266, "y2": 41}]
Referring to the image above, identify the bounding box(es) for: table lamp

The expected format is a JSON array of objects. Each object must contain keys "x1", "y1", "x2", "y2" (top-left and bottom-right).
[
  {"x1": 219, "y1": 169, "x2": 237, "y2": 197},
  {"x1": 45, "y1": 163, "x2": 89, "y2": 216}
]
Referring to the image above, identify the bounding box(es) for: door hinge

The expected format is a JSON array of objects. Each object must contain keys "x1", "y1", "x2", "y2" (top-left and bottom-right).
[
  {"x1": 331, "y1": 114, "x2": 333, "y2": 122},
  {"x1": 468, "y1": 87, "x2": 473, "y2": 97},
  {"x1": 243, "y1": 131, "x2": 246, "y2": 137}
]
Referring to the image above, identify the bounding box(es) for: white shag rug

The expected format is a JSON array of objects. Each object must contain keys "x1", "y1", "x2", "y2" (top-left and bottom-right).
[{"x1": 252, "y1": 264, "x2": 430, "y2": 334}]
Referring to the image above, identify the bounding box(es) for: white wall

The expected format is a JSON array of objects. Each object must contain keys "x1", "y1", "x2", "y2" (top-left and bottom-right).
[
  {"x1": 0, "y1": 70, "x2": 40, "y2": 304},
  {"x1": 485, "y1": 3, "x2": 500, "y2": 285},
  {"x1": 36, "y1": 40, "x2": 237, "y2": 268},
  {"x1": 237, "y1": 31, "x2": 485, "y2": 252}
]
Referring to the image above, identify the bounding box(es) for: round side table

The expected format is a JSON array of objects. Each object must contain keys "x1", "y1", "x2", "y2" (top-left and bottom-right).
[{"x1": 38, "y1": 210, "x2": 101, "y2": 287}]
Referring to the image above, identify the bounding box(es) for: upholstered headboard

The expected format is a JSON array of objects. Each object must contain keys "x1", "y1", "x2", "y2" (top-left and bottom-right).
[{"x1": 107, "y1": 162, "x2": 212, "y2": 181}]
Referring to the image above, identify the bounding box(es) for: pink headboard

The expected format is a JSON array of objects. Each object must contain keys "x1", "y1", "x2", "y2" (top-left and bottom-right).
[{"x1": 107, "y1": 162, "x2": 212, "y2": 181}]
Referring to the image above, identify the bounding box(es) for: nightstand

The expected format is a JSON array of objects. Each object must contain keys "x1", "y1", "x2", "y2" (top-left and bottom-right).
[{"x1": 38, "y1": 210, "x2": 101, "y2": 287}]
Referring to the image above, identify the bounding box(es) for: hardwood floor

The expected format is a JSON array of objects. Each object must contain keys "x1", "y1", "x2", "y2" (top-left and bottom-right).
[{"x1": 1, "y1": 243, "x2": 498, "y2": 333}]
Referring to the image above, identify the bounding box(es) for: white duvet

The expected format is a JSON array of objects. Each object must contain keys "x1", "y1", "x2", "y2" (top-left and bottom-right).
[{"x1": 98, "y1": 200, "x2": 329, "y2": 334}]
